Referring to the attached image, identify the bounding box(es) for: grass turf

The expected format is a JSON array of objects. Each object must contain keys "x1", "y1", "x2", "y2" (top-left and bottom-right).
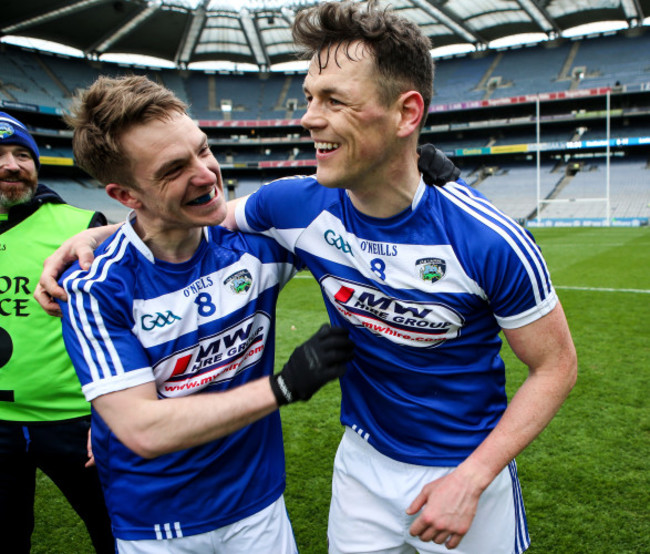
[{"x1": 32, "y1": 227, "x2": 650, "y2": 553}]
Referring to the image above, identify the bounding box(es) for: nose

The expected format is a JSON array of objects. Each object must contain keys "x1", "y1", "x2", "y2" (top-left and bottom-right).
[
  {"x1": 300, "y1": 100, "x2": 325, "y2": 131},
  {"x1": 0, "y1": 152, "x2": 20, "y2": 171},
  {"x1": 191, "y1": 154, "x2": 219, "y2": 187}
]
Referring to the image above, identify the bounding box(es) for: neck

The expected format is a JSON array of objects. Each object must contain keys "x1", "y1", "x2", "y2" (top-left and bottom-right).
[
  {"x1": 133, "y1": 219, "x2": 203, "y2": 263},
  {"x1": 348, "y1": 161, "x2": 422, "y2": 219}
]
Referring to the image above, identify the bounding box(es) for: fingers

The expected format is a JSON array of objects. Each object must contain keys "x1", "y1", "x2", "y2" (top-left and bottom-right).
[
  {"x1": 85, "y1": 428, "x2": 95, "y2": 468},
  {"x1": 406, "y1": 490, "x2": 427, "y2": 516},
  {"x1": 39, "y1": 256, "x2": 70, "y2": 302},
  {"x1": 33, "y1": 283, "x2": 64, "y2": 317},
  {"x1": 445, "y1": 533, "x2": 462, "y2": 550},
  {"x1": 409, "y1": 514, "x2": 466, "y2": 549},
  {"x1": 78, "y1": 245, "x2": 96, "y2": 271}
]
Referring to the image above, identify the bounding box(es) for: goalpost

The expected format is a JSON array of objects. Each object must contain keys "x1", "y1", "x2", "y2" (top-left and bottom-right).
[{"x1": 534, "y1": 90, "x2": 612, "y2": 226}]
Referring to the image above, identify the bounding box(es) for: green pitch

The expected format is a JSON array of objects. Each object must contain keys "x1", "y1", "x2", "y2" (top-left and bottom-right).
[{"x1": 32, "y1": 227, "x2": 650, "y2": 553}]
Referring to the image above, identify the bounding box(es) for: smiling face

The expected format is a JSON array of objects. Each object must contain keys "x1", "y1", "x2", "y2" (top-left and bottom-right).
[
  {"x1": 301, "y1": 42, "x2": 405, "y2": 195},
  {"x1": 115, "y1": 112, "x2": 227, "y2": 240},
  {"x1": 0, "y1": 144, "x2": 38, "y2": 213}
]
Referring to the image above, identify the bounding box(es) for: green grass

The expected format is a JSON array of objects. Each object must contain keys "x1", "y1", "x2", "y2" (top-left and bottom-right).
[{"x1": 32, "y1": 227, "x2": 650, "y2": 553}]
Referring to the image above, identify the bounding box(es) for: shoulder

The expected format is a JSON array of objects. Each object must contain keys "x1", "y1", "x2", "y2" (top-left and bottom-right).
[
  {"x1": 208, "y1": 225, "x2": 296, "y2": 264},
  {"x1": 39, "y1": 202, "x2": 102, "y2": 228},
  {"x1": 61, "y1": 230, "x2": 138, "y2": 296},
  {"x1": 432, "y1": 181, "x2": 537, "y2": 251},
  {"x1": 244, "y1": 174, "x2": 344, "y2": 228}
]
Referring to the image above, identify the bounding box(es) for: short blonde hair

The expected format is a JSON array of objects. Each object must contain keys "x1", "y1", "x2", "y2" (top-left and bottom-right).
[{"x1": 65, "y1": 75, "x2": 187, "y2": 187}]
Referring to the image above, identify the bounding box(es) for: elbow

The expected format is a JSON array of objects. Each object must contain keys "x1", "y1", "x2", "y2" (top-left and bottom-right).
[
  {"x1": 564, "y1": 348, "x2": 579, "y2": 393},
  {"x1": 118, "y1": 430, "x2": 168, "y2": 459}
]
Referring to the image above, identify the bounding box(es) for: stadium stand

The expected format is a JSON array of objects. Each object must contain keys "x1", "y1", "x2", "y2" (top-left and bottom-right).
[
  {"x1": 487, "y1": 43, "x2": 574, "y2": 99},
  {"x1": 2, "y1": 29, "x2": 649, "y2": 227},
  {"x1": 472, "y1": 162, "x2": 561, "y2": 221},
  {"x1": 45, "y1": 179, "x2": 130, "y2": 224}
]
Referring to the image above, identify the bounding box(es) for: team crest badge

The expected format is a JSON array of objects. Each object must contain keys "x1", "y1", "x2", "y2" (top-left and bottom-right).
[
  {"x1": 224, "y1": 269, "x2": 252, "y2": 294},
  {"x1": 0, "y1": 123, "x2": 15, "y2": 140},
  {"x1": 416, "y1": 257, "x2": 446, "y2": 283}
]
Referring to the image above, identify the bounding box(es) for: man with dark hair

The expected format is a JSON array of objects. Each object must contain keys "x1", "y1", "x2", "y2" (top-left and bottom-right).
[
  {"x1": 0, "y1": 111, "x2": 114, "y2": 553},
  {"x1": 229, "y1": 2, "x2": 577, "y2": 553}
]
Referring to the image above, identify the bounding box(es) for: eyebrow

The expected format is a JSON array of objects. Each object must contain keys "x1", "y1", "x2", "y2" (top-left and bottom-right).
[
  {"x1": 152, "y1": 157, "x2": 184, "y2": 181},
  {"x1": 151, "y1": 133, "x2": 209, "y2": 181},
  {"x1": 303, "y1": 81, "x2": 341, "y2": 97}
]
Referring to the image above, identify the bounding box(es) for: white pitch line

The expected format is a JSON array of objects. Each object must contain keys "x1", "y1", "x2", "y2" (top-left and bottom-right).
[
  {"x1": 555, "y1": 286, "x2": 650, "y2": 294},
  {"x1": 294, "y1": 275, "x2": 649, "y2": 294}
]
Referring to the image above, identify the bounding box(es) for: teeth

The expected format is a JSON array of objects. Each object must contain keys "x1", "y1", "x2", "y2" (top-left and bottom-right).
[
  {"x1": 315, "y1": 142, "x2": 340, "y2": 151},
  {"x1": 186, "y1": 188, "x2": 216, "y2": 206}
]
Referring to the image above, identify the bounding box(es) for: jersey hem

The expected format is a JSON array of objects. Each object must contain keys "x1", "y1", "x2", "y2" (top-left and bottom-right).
[{"x1": 110, "y1": 480, "x2": 286, "y2": 541}]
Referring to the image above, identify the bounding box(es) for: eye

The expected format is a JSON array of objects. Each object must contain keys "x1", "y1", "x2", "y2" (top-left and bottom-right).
[{"x1": 164, "y1": 165, "x2": 183, "y2": 179}]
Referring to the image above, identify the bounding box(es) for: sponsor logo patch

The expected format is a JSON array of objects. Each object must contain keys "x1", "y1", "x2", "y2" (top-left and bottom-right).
[
  {"x1": 155, "y1": 312, "x2": 270, "y2": 397},
  {"x1": 322, "y1": 276, "x2": 463, "y2": 348}
]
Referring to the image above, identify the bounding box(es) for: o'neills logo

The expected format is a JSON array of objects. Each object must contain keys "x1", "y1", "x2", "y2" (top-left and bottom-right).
[{"x1": 320, "y1": 276, "x2": 463, "y2": 348}]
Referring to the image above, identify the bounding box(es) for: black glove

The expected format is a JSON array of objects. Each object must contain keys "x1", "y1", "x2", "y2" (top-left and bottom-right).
[
  {"x1": 417, "y1": 143, "x2": 461, "y2": 187},
  {"x1": 270, "y1": 324, "x2": 354, "y2": 406}
]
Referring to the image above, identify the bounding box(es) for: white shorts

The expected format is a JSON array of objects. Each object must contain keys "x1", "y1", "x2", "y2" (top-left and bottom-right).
[
  {"x1": 328, "y1": 428, "x2": 530, "y2": 554},
  {"x1": 116, "y1": 495, "x2": 298, "y2": 554}
]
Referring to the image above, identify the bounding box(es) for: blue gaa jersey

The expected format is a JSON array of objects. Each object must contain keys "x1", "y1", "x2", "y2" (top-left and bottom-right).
[
  {"x1": 236, "y1": 176, "x2": 557, "y2": 467},
  {"x1": 58, "y1": 214, "x2": 300, "y2": 540}
]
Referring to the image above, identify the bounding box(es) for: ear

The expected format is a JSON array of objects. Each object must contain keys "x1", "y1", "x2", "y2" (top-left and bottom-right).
[
  {"x1": 105, "y1": 183, "x2": 143, "y2": 210},
  {"x1": 395, "y1": 91, "x2": 425, "y2": 139}
]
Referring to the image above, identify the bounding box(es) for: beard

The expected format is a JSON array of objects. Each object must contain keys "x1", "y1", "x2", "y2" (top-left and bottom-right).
[{"x1": 0, "y1": 175, "x2": 37, "y2": 209}]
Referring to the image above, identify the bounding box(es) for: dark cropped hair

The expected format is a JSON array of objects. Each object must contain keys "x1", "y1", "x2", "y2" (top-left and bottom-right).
[{"x1": 292, "y1": 0, "x2": 434, "y2": 123}]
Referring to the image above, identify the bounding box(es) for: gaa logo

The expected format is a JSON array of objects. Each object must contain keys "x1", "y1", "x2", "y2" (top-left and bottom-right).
[
  {"x1": 416, "y1": 257, "x2": 446, "y2": 283},
  {"x1": 141, "y1": 310, "x2": 182, "y2": 331},
  {"x1": 324, "y1": 229, "x2": 353, "y2": 256}
]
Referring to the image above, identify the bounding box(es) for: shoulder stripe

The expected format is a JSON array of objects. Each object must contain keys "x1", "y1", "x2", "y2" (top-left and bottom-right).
[
  {"x1": 438, "y1": 183, "x2": 552, "y2": 304},
  {"x1": 63, "y1": 230, "x2": 132, "y2": 382}
]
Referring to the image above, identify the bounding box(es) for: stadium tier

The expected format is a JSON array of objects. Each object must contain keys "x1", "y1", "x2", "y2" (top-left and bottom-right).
[{"x1": 1, "y1": 30, "x2": 649, "y2": 226}]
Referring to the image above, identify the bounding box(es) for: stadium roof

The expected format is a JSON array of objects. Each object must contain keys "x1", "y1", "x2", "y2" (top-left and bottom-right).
[{"x1": 3, "y1": 0, "x2": 649, "y2": 71}]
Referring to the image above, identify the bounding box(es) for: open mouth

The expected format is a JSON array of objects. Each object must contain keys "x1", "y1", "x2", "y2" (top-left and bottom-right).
[
  {"x1": 186, "y1": 188, "x2": 216, "y2": 206},
  {"x1": 0, "y1": 177, "x2": 25, "y2": 185},
  {"x1": 315, "y1": 142, "x2": 340, "y2": 154}
]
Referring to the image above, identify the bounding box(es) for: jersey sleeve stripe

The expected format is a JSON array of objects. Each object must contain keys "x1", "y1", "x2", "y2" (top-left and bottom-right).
[
  {"x1": 448, "y1": 183, "x2": 553, "y2": 295},
  {"x1": 63, "y1": 232, "x2": 131, "y2": 382},
  {"x1": 439, "y1": 183, "x2": 553, "y2": 306}
]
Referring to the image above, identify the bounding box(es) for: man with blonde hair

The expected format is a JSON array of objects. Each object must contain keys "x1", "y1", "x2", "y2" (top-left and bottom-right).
[{"x1": 52, "y1": 75, "x2": 354, "y2": 554}]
